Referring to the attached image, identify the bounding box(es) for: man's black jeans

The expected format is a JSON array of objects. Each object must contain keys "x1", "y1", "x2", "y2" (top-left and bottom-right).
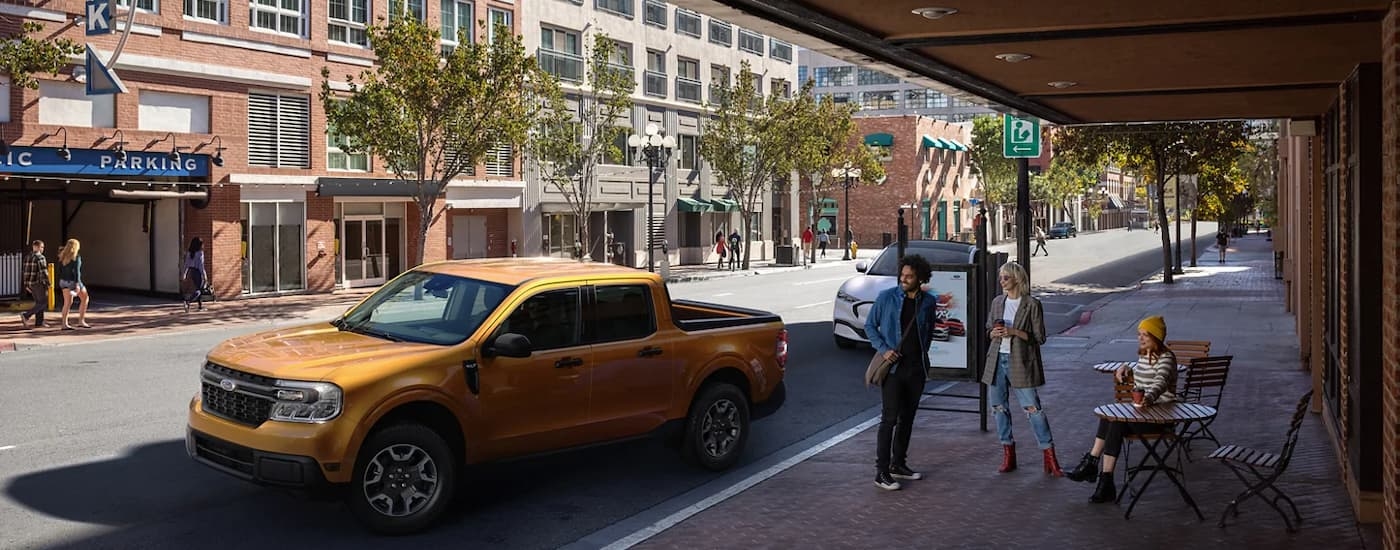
[{"x1": 876, "y1": 363, "x2": 926, "y2": 473}]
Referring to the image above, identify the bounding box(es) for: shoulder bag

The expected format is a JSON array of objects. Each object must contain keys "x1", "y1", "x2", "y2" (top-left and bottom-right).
[{"x1": 864, "y1": 298, "x2": 921, "y2": 388}]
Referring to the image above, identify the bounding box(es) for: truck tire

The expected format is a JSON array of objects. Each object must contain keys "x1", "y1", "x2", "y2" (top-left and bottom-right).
[
  {"x1": 683, "y1": 383, "x2": 750, "y2": 471},
  {"x1": 348, "y1": 423, "x2": 457, "y2": 535}
]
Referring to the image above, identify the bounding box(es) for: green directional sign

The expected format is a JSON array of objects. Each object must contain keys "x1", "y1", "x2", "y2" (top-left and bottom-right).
[{"x1": 1002, "y1": 114, "x2": 1041, "y2": 158}]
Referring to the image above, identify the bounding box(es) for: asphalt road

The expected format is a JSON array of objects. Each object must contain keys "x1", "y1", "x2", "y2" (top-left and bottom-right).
[{"x1": 0, "y1": 228, "x2": 1211, "y2": 549}]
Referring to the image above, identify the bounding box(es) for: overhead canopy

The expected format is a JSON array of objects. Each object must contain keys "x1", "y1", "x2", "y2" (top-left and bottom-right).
[
  {"x1": 672, "y1": 0, "x2": 1385, "y2": 123},
  {"x1": 922, "y1": 135, "x2": 966, "y2": 151},
  {"x1": 864, "y1": 133, "x2": 895, "y2": 147},
  {"x1": 943, "y1": 138, "x2": 968, "y2": 151},
  {"x1": 708, "y1": 198, "x2": 740, "y2": 212},
  {"x1": 316, "y1": 177, "x2": 418, "y2": 197},
  {"x1": 677, "y1": 197, "x2": 713, "y2": 212}
]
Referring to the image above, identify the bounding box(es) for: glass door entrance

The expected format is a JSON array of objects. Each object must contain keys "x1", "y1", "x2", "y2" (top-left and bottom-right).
[{"x1": 343, "y1": 217, "x2": 386, "y2": 286}]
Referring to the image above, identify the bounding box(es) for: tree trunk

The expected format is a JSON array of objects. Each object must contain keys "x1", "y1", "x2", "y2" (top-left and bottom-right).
[
  {"x1": 1153, "y1": 157, "x2": 1174, "y2": 284},
  {"x1": 741, "y1": 210, "x2": 752, "y2": 271},
  {"x1": 576, "y1": 221, "x2": 590, "y2": 263},
  {"x1": 412, "y1": 193, "x2": 435, "y2": 268},
  {"x1": 1189, "y1": 208, "x2": 1198, "y2": 268}
]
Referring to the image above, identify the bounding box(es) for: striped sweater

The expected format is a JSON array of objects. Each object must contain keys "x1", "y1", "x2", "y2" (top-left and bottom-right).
[{"x1": 1134, "y1": 350, "x2": 1178, "y2": 404}]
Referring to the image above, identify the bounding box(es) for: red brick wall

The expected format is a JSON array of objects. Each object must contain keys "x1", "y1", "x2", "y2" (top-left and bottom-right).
[
  {"x1": 835, "y1": 117, "x2": 972, "y2": 248},
  {"x1": 181, "y1": 184, "x2": 242, "y2": 299},
  {"x1": 406, "y1": 203, "x2": 448, "y2": 266},
  {"x1": 304, "y1": 193, "x2": 335, "y2": 293},
  {"x1": 1380, "y1": 3, "x2": 1400, "y2": 547}
]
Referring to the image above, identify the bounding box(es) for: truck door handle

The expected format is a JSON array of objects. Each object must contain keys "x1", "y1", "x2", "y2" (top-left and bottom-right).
[
  {"x1": 637, "y1": 346, "x2": 664, "y2": 357},
  {"x1": 554, "y1": 357, "x2": 584, "y2": 369}
]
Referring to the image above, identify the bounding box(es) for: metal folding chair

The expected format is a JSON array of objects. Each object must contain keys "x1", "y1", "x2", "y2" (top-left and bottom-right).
[
  {"x1": 1209, "y1": 390, "x2": 1313, "y2": 532},
  {"x1": 1178, "y1": 356, "x2": 1232, "y2": 458}
]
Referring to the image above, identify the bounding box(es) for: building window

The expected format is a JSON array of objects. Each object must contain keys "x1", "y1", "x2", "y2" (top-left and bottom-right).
[
  {"x1": 485, "y1": 142, "x2": 514, "y2": 176},
  {"x1": 797, "y1": 66, "x2": 808, "y2": 85},
  {"x1": 118, "y1": 0, "x2": 159, "y2": 12},
  {"x1": 769, "y1": 39, "x2": 792, "y2": 63},
  {"x1": 440, "y1": 0, "x2": 473, "y2": 47},
  {"x1": 812, "y1": 66, "x2": 852, "y2": 87},
  {"x1": 250, "y1": 0, "x2": 306, "y2": 36},
  {"x1": 675, "y1": 9, "x2": 701, "y2": 37},
  {"x1": 241, "y1": 202, "x2": 306, "y2": 293},
  {"x1": 543, "y1": 213, "x2": 580, "y2": 258},
  {"x1": 595, "y1": 0, "x2": 633, "y2": 18},
  {"x1": 709, "y1": 64, "x2": 729, "y2": 102},
  {"x1": 539, "y1": 26, "x2": 583, "y2": 82},
  {"x1": 860, "y1": 90, "x2": 898, "y2": 110},
  {"x1": 608, "y1": 40, "x2": 634, "y2": 80},
  {"x1": 389, "y1": 0, "x2": 424, "y2": 20},
  {"x1": 488, "y1": 8, "x2": 512, "y2": 43},
  {"x1": 644, "y1": 49, "x2": 666, "y2": 98},
  {"x1": 248, "y1": 92, "x2": 311, "y2": 168},
  {"x1": 605, "y1": 126, "x2": 630, "y2": 165},
  {"x1": 643, "y1": 0, "x2": 665, "y2": 28},
  {"x1": 708, "y1": 19, "x2": 731, "y2": 46},
  {"x1": 327, "y1": 126, "x2": 369, "y2": 171},
  {"x1": 857, "y1": 68, "x2": 899, "y2": 86},
  {"x1": 829, "y1": 92, "x2": 850, "y2": 104},
  {"x1": 737, "y1": 29, "x2": 763, "y2": 55},
  {"x1": 329, "y1": 0, "x2": 369, "y2": 46},
  {"x1": 677, "y1": 134, "x2": 698, "y2": 170},
  {"x1": 184, "y1": 0, "x2": 227, "y2": 22},
  {"x1": 771, "y1": 78, "x2": 790, "y2": 98},
  {"x1": 676, "y1": 57, "x2": 701, "y2": 103}
]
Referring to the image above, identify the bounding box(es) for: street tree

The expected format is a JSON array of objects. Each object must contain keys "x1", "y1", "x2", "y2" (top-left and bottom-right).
[
  {"x1": 969, "y1": 115, "x2": 1017, "y2": 234},
  {"x1": 790, "y1": 94, "x2": 883, "y2": 263},
  {"x1": 1032, "y1": 155, "x2": 1099, "y2": 223},
  {"x1": 699, "y1": 63, "x2": 813, "y2": 270},
  {"x1": 1180, "y1": 121, "x2": 1249, "y2": 266},
  {"x1": 320, "y1": 17, "x2": 540, "y2": 266},
  {"x1": 525, "y1": 34, "x2": 635, "y2": 262},
  {"x1": 1, "y1": 21, "x2": 84, "y2": 90}
]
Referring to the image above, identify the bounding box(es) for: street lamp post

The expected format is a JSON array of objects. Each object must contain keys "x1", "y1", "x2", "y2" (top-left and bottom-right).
[
  {"x1": 628, "y1": 123, "x2": 675, "y2": 273},
  {"x1": 832, "y1": 163, "x2": 861, "y2": 261}
]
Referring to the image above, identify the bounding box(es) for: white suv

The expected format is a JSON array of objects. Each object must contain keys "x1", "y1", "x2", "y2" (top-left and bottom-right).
[{"x1": 833, "y1": 240, "x2": 979, "y2": 349}]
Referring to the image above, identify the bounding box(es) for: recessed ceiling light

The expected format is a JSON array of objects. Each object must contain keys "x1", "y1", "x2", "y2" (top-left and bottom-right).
[
  {"x1": 995, "y1": 53, "x2": 1032, "y2": 63},
  {"x1": 912, "y1": 7, "x2": 958, "y2": 20},
  {"x1": 1047, "y1": 81, "x2": 1078, "y2": 89}
]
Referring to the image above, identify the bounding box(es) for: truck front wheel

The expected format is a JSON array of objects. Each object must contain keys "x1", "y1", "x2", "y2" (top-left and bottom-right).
[
  {"x1": 348, "y1": 423, "x2": 457, "y2": 535},
  {"x1": 683, "y1": 383, "x2": 750, "y2": 471}
]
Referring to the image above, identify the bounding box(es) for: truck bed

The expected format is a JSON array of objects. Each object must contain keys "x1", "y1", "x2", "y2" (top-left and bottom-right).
[{"x1": 671, "y1": 299, "x2": 783, "y2": 332}]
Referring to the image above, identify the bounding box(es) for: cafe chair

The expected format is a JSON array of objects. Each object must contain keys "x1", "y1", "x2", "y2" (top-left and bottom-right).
[
  {"x1": 1178, "y1": 356, "x2": 1233, "y2": 459},
  {"x1": 1208, "y1": 390, "x2": 1313, "y2": 533}
]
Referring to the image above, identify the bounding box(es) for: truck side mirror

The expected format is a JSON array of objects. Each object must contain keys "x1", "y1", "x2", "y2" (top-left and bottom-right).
[
  {"x1": 855, "y1": 260, "x2": 869, "y2": 273},
  {"x1": 484, "y1": 333, "x2": 533, "y2": 358}
]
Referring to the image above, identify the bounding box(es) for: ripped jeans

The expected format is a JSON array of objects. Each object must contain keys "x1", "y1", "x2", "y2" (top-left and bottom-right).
[{"x1": 989, "y1": 353, "x2": 1055, "y2": 449}]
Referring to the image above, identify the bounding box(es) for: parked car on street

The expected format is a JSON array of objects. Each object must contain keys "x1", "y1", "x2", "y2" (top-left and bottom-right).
[
  {"x1": 187, "y1": 258, "x2": 788, "y2": 534},
  {"x1": 1048, "y1": 222, "x2": 1078, "y2": 239},
  {"x1": 832, "y1": 240, "x2": 978, "y2": 349}
]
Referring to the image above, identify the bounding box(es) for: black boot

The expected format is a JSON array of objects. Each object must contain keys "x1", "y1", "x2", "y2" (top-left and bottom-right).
[
  {"x1": 1065, "y1": 453, "x2": 1099, "y2": 483},
  {"x1": 1089, "y1": 472, "x2": 1116, "y2": 504}
]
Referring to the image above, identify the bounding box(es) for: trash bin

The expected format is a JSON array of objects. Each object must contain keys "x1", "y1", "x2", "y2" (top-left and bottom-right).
[
  {"x1": 775, "y1": 245, "x2": 795, "y2": 266},
  {"x1": 881, "y1": 233, "x2": 892, "y2": 247}
]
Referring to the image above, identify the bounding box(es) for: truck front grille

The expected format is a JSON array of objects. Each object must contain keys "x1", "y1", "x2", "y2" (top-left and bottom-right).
[{"x1": 201, "y1": 363, "x2": 275, "y2": 427}]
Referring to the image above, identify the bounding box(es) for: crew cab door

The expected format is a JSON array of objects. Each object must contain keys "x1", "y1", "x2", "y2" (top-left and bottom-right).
[
  {"x1": 476, "y1": 285, "x2": 593, "y2": 457},
  {"x1": 583, "y1": 281, "x2": 678, "y2": 441}
]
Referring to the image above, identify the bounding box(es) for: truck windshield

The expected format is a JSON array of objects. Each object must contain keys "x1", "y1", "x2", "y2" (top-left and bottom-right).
[{"x1": 336, "y1": 271, "x2": 513, "y2": 346}]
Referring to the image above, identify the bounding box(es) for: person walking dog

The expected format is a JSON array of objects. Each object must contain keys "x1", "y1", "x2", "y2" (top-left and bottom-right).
[
  {"x1": 982, "y1": 261, "x2": 1063, "y2": 476},
  {"x1": 864, "y1": 254, "x2": 939, "y2": 491}
]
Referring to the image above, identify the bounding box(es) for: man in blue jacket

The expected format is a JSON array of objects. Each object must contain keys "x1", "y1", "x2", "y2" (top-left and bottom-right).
[{"x1": 864, "y1": 254, "x2": 939, "y2": 491}]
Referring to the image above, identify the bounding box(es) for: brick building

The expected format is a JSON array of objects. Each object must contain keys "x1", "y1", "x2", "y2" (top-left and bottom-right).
[{"x1": 0, "y1": 0, "x2": 522, "y2": 302}]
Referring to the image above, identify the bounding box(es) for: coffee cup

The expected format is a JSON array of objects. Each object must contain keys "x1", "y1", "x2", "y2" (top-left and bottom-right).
[
  {"x1": 1131, "y1": 389, "x2": 1145, "y2": 406},
  {"x1": 994, "y1": 319, "x2": 1006, "y2": 328}
]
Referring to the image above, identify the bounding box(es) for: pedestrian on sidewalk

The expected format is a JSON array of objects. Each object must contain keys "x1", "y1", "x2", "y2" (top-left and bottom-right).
[
  {"x1": 864, "y1": 254, "x2": 939, "y2": 491},
  {"x1": 801, "y1": 226, "x2": 813, "y2": 265},
  {"x1": 1032, "y1": 226, "x2": 1049, "y2": 257},
  {"x1": 728, "y1": 229, "x2": 741, "y2": 271},
  {"x1": 1065, "y1": 315, "x2": 1178, "y2": 503},
  {"x1": 714, "y1": 231, "x2": 726, "y2": 270},
  {"x1": 982, "y1": 261, "x2": 1063, "y2": 477},
  {"x1": 818, "y1": 229, "x2": 829, "y2": 258},
  {"x1": 182, "y1": 237, "x2": 208, "y2": 312},
  {"x1": 19, "y1": 240, "x2": 48, "y2": 329},
  {"x1": 56, "y1": 239, "x2": 92, "y2": 330},
  {"x1": 1216, "y1": 231, "x2": 1228, "y2": 263}
]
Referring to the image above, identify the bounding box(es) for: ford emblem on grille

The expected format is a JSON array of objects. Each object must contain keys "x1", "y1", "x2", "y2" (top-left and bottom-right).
[{"x1": 219, "y1": 379, "x2": 237, "y2": 392}]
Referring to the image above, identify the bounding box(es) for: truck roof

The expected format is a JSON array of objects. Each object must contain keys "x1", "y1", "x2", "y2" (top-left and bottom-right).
[{"x1": 417, "y1": 257, "x2": 661, "y2": 286}]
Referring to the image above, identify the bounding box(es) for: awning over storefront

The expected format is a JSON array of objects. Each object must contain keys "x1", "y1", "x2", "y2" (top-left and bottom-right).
[
  {"x1": 677, "y1": 197, "x2": 713, "y2": 212},
  {"x1": 445, "y1": 183, "x2": 524, "y2": 209},
  {"x1": 922, "y1": 136, "x2": 968, "y2": 151},
  {"x1": 1105, "y1": 194, "x2": 1127, "y2": 209},
  {"x1": 708, "y1": 198, "x2": 740, "y2": 212},
  {"x1": 921, "y1": 135, "x2": 940, "y2": 149},
  {"x1": 316, "y1": 177, "x2": 420, "y2": 197},
  {"x1": 943, "y1": 138, "x2": 968, "y2": 151},
  {"x1": 864, "y1": 133, "x2": 894, "y2": 147}
]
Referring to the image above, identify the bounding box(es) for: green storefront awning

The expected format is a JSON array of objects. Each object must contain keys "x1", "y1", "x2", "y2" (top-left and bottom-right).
[
  {"x1": 677, "y1": 197, "x2": 712, "y2": 212},
  {"x1": 864, "y1": 133, "x2": 894, "y2": 147},
  {"x1": 708, "y1": 198, "x2": 740, "y2": 212},
  {"x1": 921, "y1": 135, "x2": 939, "y2": 149},
  {"x1": 944, "y1": 138, "x2": 968, "y2": 151}
]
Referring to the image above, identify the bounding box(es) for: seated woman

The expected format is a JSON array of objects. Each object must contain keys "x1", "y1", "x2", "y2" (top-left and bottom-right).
[{"x1": 1065, "y1": 315, "x2": 1178, "y2": 503}]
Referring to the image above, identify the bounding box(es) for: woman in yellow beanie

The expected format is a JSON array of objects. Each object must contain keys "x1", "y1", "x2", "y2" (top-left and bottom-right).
[{"x1": 1064, "y1": 315, "x2": 1179, "y2": 503}]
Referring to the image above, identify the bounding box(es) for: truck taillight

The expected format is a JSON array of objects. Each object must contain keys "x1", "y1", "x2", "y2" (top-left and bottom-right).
[{"x1": 776, "y1": 329, "x2": 788, "y2": 368}]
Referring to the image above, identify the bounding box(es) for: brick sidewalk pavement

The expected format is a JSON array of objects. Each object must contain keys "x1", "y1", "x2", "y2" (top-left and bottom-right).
[{"x1": 629, "y1": 234, "x2": 1382, "y2": 549}]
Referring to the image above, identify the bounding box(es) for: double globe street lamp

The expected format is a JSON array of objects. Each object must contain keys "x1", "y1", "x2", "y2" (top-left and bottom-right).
[
  {"x1": 628, "y1": 123, "x2": 675, "y2": 273},
  {"x1": 832, "y1": 163, "x2": 861, "y2": 261}
]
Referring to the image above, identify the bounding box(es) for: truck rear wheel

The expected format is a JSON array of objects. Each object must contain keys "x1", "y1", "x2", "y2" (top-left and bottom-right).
[
  {"x1": 348, "y1": 423, "x2": 457, "y2": 535},
  {"x1": 683, "y1": 383, "x2": 750, "y2": 471}
]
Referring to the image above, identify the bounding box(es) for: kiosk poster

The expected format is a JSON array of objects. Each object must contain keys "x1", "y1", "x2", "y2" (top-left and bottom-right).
[{"x1": 925, "y1": 267, "x2": 974, "y2": 374}]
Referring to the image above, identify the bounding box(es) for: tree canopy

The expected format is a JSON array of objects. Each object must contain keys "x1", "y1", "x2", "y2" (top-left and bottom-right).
[
  {"x1": 969, "y1": 115, "x2": 1016, "y2": 206},
  {"x1": 1, "y1": 21, "x2": 84, "y2": 90}
]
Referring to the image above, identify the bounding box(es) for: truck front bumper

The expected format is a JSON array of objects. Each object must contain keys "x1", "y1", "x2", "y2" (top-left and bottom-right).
[{"x1": 187, "y1": 428, "x2": 335, "y2": 492}]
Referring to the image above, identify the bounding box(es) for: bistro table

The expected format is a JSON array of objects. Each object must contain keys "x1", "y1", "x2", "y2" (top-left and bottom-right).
[
  {"x1": 1093, "y1": 401, "x2": 1218, "y2": 520},
  {"x1": 1092, "y1": 361, "x2": 1189, "y2": 374}
]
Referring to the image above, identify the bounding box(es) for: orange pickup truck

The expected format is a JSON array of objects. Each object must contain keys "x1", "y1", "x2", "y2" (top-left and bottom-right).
[{"x1": 186, "y1": 258, "x2": 787, "y2": 534}]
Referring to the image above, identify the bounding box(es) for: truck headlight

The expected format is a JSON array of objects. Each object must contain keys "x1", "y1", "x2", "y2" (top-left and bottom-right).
[
  {"x1": 269, "y1": 380, "x2": 343, "y2": 423},
  {"x1": 837, "y1": 290, "x2": 859, "y2": 303}
]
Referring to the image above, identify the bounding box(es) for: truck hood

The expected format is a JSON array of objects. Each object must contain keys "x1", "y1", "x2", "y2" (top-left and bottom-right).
[{"x1": 206, "y1": 323, "x2": 441, "y2": 381}]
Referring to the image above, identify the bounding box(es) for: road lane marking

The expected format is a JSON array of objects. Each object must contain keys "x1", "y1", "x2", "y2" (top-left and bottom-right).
[
  {"x1": 713, "y1": 292, "x2": 734, "y2": 297},
  {"x1": 794, "y1": 276, "x2": 850, "y2": 286},
  {"x1": 598, "y1": 382, "x2": 957, "y2": 550},
  {"x1": 0, "y1": 445, "x2": 15, "y2": 451},
  {"x1": 794, "y1": 301, "x2": 832, "y2": 309}
]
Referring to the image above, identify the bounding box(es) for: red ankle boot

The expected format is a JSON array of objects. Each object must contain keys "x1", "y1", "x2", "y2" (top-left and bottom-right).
[
  {"x1": 1043, "y1": 448, "x2": 1065, "y2": 477},
  {"x1": 998, "y1": 444, "x2": 1017, "y2": 473}
]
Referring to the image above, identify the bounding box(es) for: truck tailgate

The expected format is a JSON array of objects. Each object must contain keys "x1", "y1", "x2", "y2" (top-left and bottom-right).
[{"x1": 671, "y1": 299, "x2": 782, "y2": 332}]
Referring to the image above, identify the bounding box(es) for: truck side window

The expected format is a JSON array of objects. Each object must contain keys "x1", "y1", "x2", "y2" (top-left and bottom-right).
[
  {"x1": 591, "y1": 285, "x2": 656, "y2": 343},
  {"x1": 500, "y1": 289, "x2": 581, "y2": 351}
]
